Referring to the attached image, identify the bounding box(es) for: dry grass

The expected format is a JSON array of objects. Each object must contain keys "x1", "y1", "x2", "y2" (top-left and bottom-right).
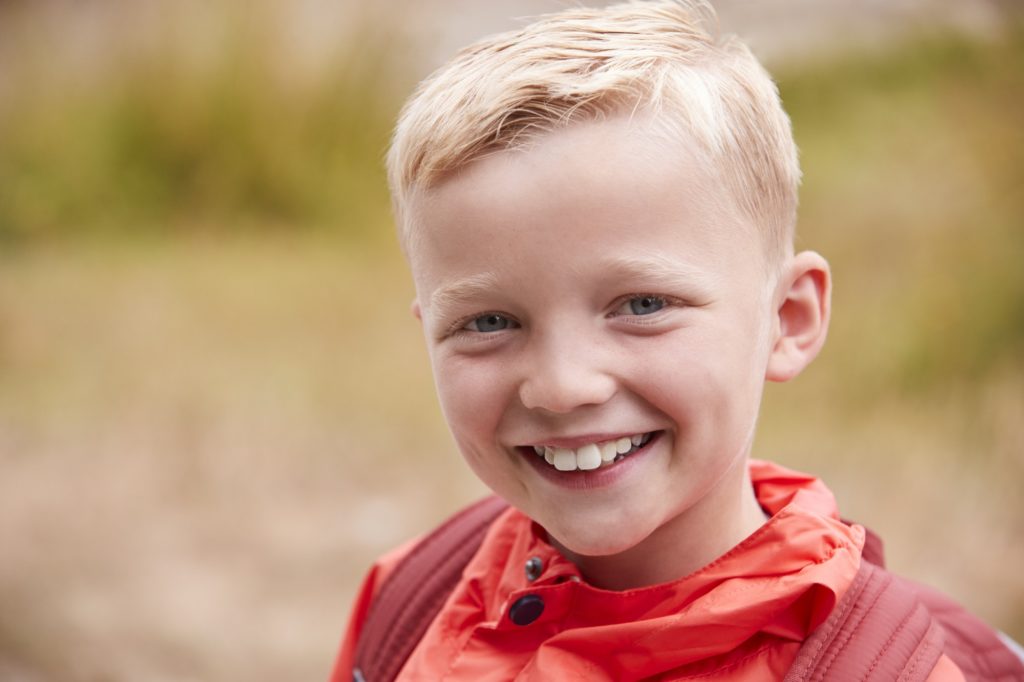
[{"x1": 0, "y1": 237, "x2": 488, "y2": 680}]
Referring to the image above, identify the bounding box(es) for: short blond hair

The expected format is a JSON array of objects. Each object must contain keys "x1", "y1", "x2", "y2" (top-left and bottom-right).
[{"x1": 388, "y1": 0, "x2": 800, "y2": 261}]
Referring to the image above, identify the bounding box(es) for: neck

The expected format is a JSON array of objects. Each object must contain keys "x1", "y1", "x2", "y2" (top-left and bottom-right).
[{"x1": 551, "y1": 458, "x2": 768, "y2": 591}]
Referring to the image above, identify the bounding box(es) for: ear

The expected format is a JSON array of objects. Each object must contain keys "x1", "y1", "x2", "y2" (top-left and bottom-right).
[
  {"x1": 765, "y1": 251, "x2": 831, "y2": 382},
  {"x1": 411, "y1": 298, "x2": 422, "y2": 321}
]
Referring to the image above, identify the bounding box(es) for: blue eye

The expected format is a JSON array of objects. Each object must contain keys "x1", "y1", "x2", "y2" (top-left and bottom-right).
[
  {"x1": 627, "y1": 295, "x2": 666, "y2": 315},
  {"x1": 466, "y1": 313, "x2": 513, "y2": 332}
]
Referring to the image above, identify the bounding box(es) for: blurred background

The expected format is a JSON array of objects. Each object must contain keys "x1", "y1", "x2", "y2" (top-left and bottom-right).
[{"x1": 0, "y1": 0, "x2": 1021, "y2": 679}]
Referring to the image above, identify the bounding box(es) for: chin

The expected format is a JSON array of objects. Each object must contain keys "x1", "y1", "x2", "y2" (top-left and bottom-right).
[{"x1": 545, "y1": 518, "x2": 654, "y2": 558}]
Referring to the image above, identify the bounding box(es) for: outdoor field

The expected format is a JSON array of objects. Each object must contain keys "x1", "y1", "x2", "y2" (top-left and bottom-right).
[{"x1": 0, "y1": 2, "x2": 1021, "y2": 680}]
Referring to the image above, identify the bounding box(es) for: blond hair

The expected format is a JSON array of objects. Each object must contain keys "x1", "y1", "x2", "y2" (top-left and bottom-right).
[{"x1": 388, "y1": 0, "x2": 800, "y2": 261}]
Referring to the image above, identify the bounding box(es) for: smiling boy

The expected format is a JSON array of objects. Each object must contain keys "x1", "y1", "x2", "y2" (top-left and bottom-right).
[
  {"x1": 409, "y1": 113, "x2": 811, "y2": 589},
  {"x1": 330, "y1": 2, "x2": 1024, "y2": 680}
]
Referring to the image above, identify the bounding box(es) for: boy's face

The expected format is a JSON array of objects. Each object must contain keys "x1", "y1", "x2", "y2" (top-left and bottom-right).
[{"x1": 406, "y1": 115, "x2": 783, "y2": 559}]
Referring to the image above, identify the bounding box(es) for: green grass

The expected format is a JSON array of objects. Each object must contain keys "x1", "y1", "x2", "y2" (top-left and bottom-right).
[
  {"x1": 0, "y1": 7, "x2": 398, "y2": 243},
  {"x1": 778, "y1": 27, "x2": 1024, "y2": 399}
]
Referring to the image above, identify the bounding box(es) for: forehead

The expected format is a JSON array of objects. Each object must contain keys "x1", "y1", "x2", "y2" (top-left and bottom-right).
[{"x1": 405, "y1": 115, "x2": 763, "y2": 298}]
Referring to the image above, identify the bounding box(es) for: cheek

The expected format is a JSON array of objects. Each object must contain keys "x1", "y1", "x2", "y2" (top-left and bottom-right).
[
  {"x1": 430, "y1": 356, "x2": 525, "y2": 495},
  {"x1": 431, "y1": 354, "x2": 507, "y2": 442},
  {"x1": 635, "y1": 333, "x2": 765, "y2": 433}
]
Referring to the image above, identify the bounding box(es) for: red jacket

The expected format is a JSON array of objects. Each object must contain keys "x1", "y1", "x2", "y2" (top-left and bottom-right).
[{"x1": 332, "y1": 460, "x2": 964, "y2": 681}]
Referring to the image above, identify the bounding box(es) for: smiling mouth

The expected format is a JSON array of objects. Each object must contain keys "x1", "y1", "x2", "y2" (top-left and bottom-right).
[{"x1": 524, "y1": 432, "x2": 656, "y2": 472}]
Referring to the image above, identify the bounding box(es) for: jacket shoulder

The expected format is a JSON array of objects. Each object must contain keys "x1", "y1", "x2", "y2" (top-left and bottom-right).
[
  {"x1": 346, "y1": 496, "x2": 508, "y2": 682},
  {"x1": 891, "y1": 572, "x2": 1024, "y2": 681},
  {"x1": 787, "y1": 556, "x2": 1024, "y2": 682}
]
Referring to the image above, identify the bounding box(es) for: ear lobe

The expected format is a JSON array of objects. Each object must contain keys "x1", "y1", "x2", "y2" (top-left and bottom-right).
[
  {"x1": 765, "y1": 251, "x2": 831, "y2": 383},
  {"x1": 411, "y1": 299, "x2": 422, "y2": 321}
]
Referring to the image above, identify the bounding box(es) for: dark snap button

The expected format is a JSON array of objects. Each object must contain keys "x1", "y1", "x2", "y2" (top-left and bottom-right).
[
  {"x1": 509, "y1": 594, "x2": 545, "y2": 626},
  {"x1": 525, "y1": 556, "x2": 543, "y2": 582}
]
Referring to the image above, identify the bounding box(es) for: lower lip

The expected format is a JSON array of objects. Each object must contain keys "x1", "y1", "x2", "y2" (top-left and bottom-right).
[{"x1": 519, "y1": 432, "x2": 662, "y2": 490}]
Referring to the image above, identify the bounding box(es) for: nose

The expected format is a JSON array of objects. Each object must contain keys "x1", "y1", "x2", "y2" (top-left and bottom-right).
[{"x1": 517, "y1": 333, "x2": 617, "y2": 414}]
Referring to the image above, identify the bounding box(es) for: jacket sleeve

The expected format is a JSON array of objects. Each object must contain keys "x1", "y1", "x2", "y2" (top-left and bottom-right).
[{"x1": 328, "y1": 538, "x2": 421, "y2": 682}]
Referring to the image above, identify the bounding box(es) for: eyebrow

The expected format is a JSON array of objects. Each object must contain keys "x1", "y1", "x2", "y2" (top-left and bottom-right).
[
  {"x1": 427, "y1": 255, "x2": 716, "y2": 319},
  {"x1": 428, "y1": 271, "x2": 501, "y2": 321},
  {"x1": 597, "y1": 254, "x2": 721, "y2": 292}
]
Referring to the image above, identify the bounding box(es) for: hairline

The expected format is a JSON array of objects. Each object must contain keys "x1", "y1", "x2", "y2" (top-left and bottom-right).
[
  {"x1": 390, "y1": 0, "x2": 799, "y2": 269},
  {"x1": 401, "y1": 104, "x2": 791, "y2": 271}
]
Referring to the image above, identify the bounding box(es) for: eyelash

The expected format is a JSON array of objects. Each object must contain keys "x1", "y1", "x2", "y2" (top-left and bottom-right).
[
  {"x1": 446, "y1": 312, "x2": 519, "y2": 338},
  {"x1": 608, "y1": 294, "x2": 681, "y2": 318},
  {"x1": 444, "y1": 294, "x2": 683, "y2": 339}
]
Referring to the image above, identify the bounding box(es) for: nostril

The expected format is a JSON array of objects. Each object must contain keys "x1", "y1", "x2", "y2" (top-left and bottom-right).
[{"x1": 518, "y1": 373, "x2": 617, "y2": 414}]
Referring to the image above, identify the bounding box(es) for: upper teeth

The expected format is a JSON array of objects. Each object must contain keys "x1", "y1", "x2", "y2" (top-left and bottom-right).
[{"x1": 531, "y1": 433, "x2": 652, "y2": 472}]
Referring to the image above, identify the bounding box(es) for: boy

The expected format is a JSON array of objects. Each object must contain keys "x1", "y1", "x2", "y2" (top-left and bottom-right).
[{"x1": 331, "y1": 1, "x2": 1024, "y2": 680}]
